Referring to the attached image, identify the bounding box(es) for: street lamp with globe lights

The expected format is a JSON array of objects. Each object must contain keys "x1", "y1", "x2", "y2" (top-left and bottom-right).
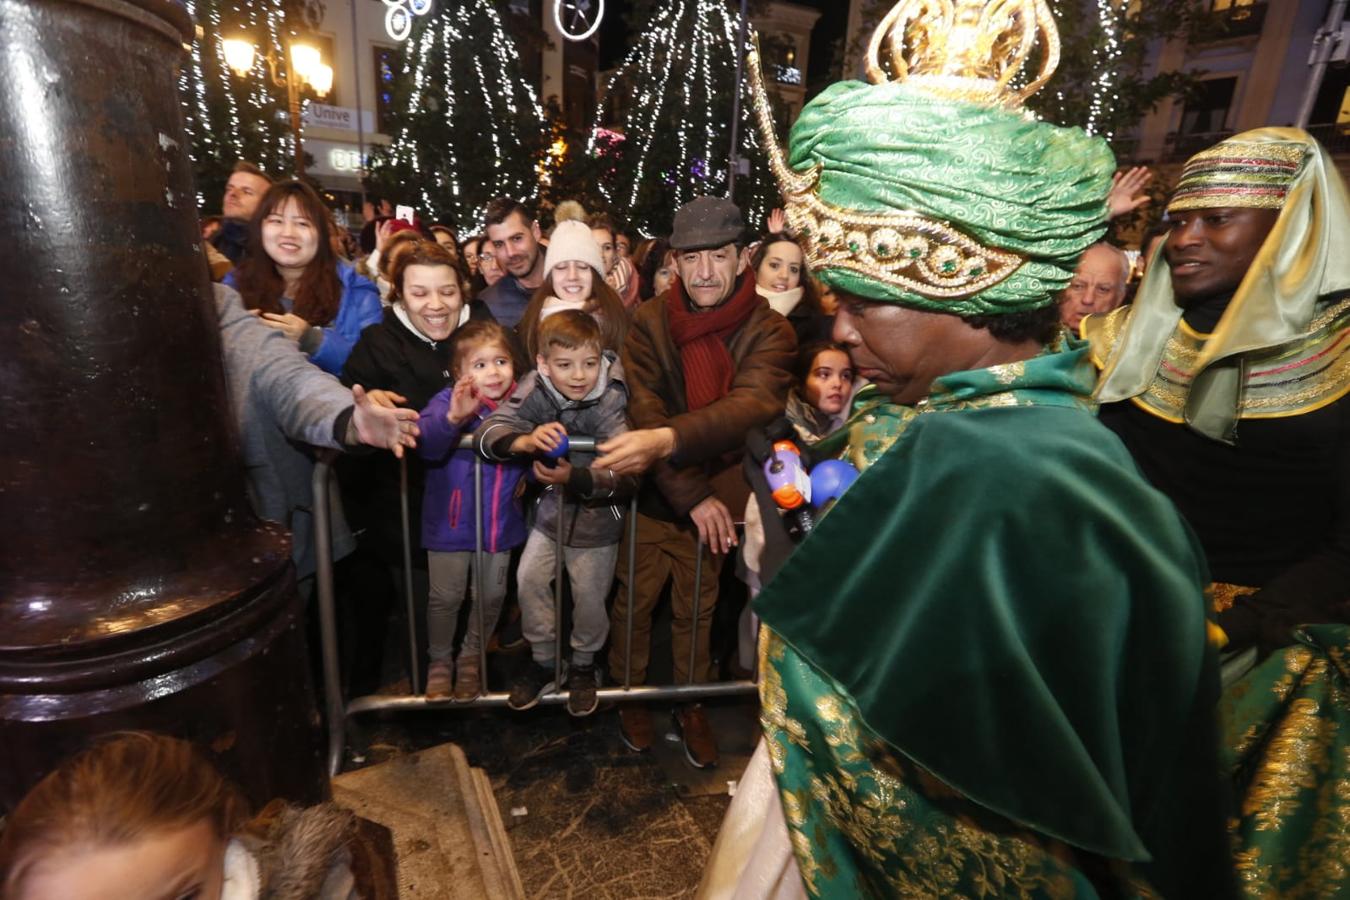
[{"x1": 221, "y1": 35, "x2": 333, "y2": 177}]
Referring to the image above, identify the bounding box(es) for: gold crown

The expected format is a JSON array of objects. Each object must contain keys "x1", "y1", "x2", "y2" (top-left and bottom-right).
[{"x1": 867, "y1": 0, "x2": 1061, "y2": 108}]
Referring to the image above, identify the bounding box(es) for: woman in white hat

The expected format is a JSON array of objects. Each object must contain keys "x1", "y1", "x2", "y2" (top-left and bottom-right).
[{"x1": 517, "y1": 220, "x2": 628, "y2": 361}]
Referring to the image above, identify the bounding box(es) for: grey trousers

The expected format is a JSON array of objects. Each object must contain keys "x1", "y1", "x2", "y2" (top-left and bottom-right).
[
  {"x1": 516, "y1": 529, "x2": 618, "y2": 667},
  {"x1": 426, "y1": 549, "x2": 511, "y2": 663}
]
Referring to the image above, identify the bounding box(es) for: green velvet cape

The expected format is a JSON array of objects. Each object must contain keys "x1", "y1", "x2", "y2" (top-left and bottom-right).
[{"x1": 754, "y1": 341, "x2": 1235, "y2": 896}]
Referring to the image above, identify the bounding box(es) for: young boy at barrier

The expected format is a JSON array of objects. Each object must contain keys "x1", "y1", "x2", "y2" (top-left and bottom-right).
[
  {"x1": 475, "y1": 310, "x2": 637, "y2": 717},
  {"x1": 0, "y1": 731, "x2": 359, "y2": 900},
  {"x1": 417, "y1": 320, "x2": 527, "y2": 701}
]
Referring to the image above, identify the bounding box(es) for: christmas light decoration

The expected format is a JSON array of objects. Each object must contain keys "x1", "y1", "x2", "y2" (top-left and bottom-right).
[
  {"x1": 178, "y1": 0, "x2": 308, "y2": 206},
  {"x1": 588, "y1": 0, "x2": 776, "y2": 236},
  {"x1": 366, "y1": 1, "x2": 547, "y2": 233},
  {"x1": 554, "y1": 0, "x2": 605, "y2": 42},
  {"x1": 384, "y1": 0, "x2": 434, "y2": 43}
]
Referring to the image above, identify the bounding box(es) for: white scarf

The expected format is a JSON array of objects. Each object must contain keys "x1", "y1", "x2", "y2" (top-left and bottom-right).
[
  {"x1": 756, "y1": 284, "x2": 805, "y2": 318},
  {"x1": 393, "y1": 301, "x2": 470, "y2": 345},
  {"x1": 539, "y1": 294, "x2": 589, "y2": 321}
]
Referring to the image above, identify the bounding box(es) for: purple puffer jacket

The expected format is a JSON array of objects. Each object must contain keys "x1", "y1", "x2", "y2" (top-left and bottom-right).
[{"x1": 417, "y1": 389, "x2": 528, "y2": 553}]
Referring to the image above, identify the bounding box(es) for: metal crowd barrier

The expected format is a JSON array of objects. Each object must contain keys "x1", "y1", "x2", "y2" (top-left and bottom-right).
[{"x1": 312, "y1": 435, "x2": 757, "y2": 776}]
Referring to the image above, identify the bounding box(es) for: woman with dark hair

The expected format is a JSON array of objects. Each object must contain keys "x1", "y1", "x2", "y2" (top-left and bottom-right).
[
  {"x1": 338, "y1": 243, "x2": 496, "y2": 692},
  {"x1": 634, "y1": 237, "x2": 674, "y2": 302},
  {"x1": 749, "y1": 232, "x2": 832, "y2": 345},
  {"x1": 227, "y1": 181, "x2": 381, "y2": 376},
  {"x1": 343, "y1": 241, "x2": 491, "y2": 412}
]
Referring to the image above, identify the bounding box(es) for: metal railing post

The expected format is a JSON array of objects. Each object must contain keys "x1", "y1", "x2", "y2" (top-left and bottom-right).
[
  {"x1": 624, "y1": 496, "x2": 637, "y2": 690},
  {"x1": 689, "y1": 539, "x2": 703, "y2": 686},
  {"x1": 553, "y1": 485, "x2": 565, "y2": 692},
  {"x1": 311, "y1": 457, "x2": 345, "y2": 777},
  {"x1": 399, "y1": 456, "x2": 421, "y2": 696},
  {"x1": 474, "y1": 456, "x2": 487, "y2": 695}
]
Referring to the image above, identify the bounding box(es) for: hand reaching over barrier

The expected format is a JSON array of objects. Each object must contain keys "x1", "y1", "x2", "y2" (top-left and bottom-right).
[{"x1": 349, "y1": 384, "x2": 420, "y2": 458}]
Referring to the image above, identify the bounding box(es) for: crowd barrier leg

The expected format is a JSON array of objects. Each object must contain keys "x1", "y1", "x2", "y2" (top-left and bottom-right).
[
  {"x1": 473, "y1": 457, "x2": 488, "y2": 694},
  {"x1": 553, "y1": 491, "x2": 565, "y2": 691},
  {"x1": 399, "y1": 456, "x2": 421, "y2": 696},
  {"x1": 623, "y1": 496, "x2": 637, "y2": 690},
  {"x1": 312, "y1": 457, "x2": 345, "y2": 777},
  {"x1": 689, "y1": 539, "x2": 703, "y2": 686}
]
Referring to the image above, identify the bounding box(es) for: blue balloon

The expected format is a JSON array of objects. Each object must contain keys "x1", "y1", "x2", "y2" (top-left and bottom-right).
[
  {"x1": 543, "y1": 434, "x2": 570, "y2": 459},
  {"x1": 810, "y1": 459, "x2": 859, "y2": 507}
]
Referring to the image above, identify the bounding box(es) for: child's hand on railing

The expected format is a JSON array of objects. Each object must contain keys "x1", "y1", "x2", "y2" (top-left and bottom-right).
[
  {"x1": 529, "y1": 422, "x2": 568, "y2": 454},
  {"x1": 533, "y1": 457, "x2": 572, "y2": 485}
]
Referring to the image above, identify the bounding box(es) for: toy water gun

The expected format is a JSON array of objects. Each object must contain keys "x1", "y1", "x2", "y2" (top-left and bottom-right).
[{"x1": 763, "y1": 440, "x2": 815, "y2": 535}]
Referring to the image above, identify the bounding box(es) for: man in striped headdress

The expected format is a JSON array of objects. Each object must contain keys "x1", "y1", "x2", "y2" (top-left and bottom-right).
[{"x1": 1087, "y1": 128, "x2": 1350, "y2": 897}]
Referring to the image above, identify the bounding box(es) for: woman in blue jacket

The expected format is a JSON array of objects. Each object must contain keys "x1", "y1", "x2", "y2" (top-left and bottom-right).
[{"x1": 227, "y1": 180, "x2": 381, "y2": 376}]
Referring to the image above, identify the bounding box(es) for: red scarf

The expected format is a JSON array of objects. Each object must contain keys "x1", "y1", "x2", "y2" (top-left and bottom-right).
[{"x1": 665, "y1": 273, "x2": 761, "y2": 411}]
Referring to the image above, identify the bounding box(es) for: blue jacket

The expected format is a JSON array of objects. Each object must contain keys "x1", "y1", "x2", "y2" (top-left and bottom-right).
[
  {"x1": 417, "y1": 389, "x2": 528, "y2": 554},
  {"x1": 225, "y1": 261, "x2": 382, "y2": 376}
]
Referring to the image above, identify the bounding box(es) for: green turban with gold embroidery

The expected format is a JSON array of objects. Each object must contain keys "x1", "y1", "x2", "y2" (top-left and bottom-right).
[{"x1": 749, "y1": 30, "x2": 1116, "y2": 318}]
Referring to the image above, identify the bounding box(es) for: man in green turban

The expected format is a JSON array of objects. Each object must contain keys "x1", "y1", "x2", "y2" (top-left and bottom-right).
[
  {"x1": 1087, "y1": 128, "x2": 1350, "y2": 898},
  {"x1": 699, "y1": 2, "x2": 1236, "y2": 897}
]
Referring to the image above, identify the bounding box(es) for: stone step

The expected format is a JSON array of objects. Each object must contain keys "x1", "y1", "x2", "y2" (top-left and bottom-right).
[{"x1": 332, "y1": 743, "x2": 524, "y2": 899}]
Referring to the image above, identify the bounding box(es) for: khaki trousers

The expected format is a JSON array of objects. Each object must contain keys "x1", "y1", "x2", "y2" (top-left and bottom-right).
[{"x1": 608, "y1": 512, "x2": 722, "y2": 685}]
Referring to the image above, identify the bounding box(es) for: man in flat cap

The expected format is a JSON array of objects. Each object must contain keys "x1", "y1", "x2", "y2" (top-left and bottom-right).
[
  {"x1": 595, "y1": 195, "x2": 796, "y2": 769},
  {"x1": 1088, "y1": 127, "x2": 1350, "y2": 897}
]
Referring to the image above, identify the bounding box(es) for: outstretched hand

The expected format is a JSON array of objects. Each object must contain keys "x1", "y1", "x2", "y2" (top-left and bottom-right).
[
  {"x1": 351, "y1": 384, "x2": 419, "y2": 458},
  {"x1": 594, "y1": 427, "x2": 675, "y2": 475},
  {"x1": 766, "y1": 207, "x2": 787, "y2": 235},
  {"x1": 1107, "y1": 167, "x2": 1153, "y2": 220}
]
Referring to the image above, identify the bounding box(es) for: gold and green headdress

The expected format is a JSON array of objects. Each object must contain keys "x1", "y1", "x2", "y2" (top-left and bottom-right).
[
  {"x1": 1166, "y1": 137, "x2": 1305, "y2": 212},
  {"x1": 1093, "y1": 129, "x2": 1350, "y2": 443},
  {"x1": 748, "y1": 0, "x2": 1116, "y2": 316}
]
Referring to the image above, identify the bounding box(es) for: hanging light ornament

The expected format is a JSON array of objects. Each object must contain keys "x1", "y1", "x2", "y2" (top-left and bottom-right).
[
  {"x1": 384, "y1": 0, "x2": 433, "y2": 42},
  {"x1": 554, "y1": 0, "x2": 605, "y2": 42}
]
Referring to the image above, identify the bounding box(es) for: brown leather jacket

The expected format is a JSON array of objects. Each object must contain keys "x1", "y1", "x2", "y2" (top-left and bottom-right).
[{"x1": 623, "y1": 277, "x2": 796, "y2": 521}]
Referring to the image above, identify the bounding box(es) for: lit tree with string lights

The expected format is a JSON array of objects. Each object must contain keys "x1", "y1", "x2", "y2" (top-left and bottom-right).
[
  {"x1": 178, "y1": 0, "x2": 324, "y2": 207},
  {"x1": 589, "y1": 0, "x2": 778, "y2": 237},
  {"x1": 364, "y1": 1, "x2": 549, "y2": 233}
]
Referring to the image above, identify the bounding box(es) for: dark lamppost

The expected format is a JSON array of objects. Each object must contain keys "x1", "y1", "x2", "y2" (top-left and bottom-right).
[{"x1": 222, "y1": 35, "x2": 333, "y2": 177}]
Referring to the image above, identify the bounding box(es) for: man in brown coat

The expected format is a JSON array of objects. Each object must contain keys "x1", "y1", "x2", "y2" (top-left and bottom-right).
[{"x1": 595, "y1": 197, "x2": 795, "y2": 767}]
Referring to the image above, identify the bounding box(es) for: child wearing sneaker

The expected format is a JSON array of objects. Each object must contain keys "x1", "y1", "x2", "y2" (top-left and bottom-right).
[
  {"x1": 476, "y1": 310, "x2": 636, "y2": 716},
  {"x1": 417, "y1": 320, "x2": 527, "y2": 701}
]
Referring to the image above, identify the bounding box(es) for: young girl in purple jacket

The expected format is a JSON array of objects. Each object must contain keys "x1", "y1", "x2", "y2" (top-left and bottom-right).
[{"x1": 417, "y1": 321, "x2": 527, "y2": 700}]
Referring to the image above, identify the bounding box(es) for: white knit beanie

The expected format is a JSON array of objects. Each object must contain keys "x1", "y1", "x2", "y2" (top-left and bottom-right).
[{"x1": 544, "y1": 220, "x2": 604, "y2": 276}]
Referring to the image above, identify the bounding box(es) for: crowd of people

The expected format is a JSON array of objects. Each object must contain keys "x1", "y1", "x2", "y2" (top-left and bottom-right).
[{"x1": 8, "y1": 15, "x2": 1350, "y2": 895}]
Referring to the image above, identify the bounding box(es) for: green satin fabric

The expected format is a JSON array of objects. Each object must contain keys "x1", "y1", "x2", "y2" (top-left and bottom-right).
[
  {"x1": 787, "y1": 80, "x2": 1115, "y2": 315},
  {"x1": 1094, "y1": 129, "x2": 1350, "y2": 443},
  {"x1": 1220, "y1": 624, "x2": 1350, "y2": 897},
  {"x1": 754, "y1": 341, "x2": 1226, "y2": 881},
  {"x1": 761, "y1": 631, "x2": 1157, "y2": 898}
]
